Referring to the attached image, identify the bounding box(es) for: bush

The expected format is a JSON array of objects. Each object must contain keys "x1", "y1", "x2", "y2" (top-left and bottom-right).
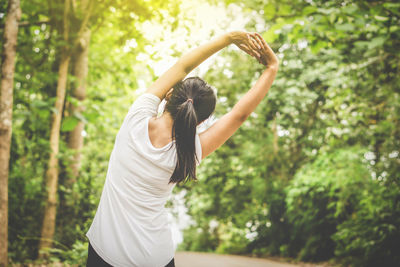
[
  {"x1": 285, "y1": 147, "x2": 372, "y2": 261},
  {"x1": 333, "y1": 185, "x2": 400, "y2": 267}
]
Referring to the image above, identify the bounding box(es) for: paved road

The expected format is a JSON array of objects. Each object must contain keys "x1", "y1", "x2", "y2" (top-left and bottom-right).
[{"x1": 175, "y1": 252, "x2": 299, "y2": 267}]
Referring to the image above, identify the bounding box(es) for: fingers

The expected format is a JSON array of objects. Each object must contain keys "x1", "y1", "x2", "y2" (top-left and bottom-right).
[
  {"x1": 240, "y1": 43, "x2": 260, "y2": 58},
  {"x1": 238, "y1": 44, "x2": 254, "y2": 57},
  {"x1": 254, "y1": 32, "x2": 268, "y2": 49},
  {"x1": 254, "y1": 32, "x2": 275, "y2": 57},
  {"x1": 237, "y1": 32, "x2": 274, "y2": 66},
  {"x1": 248, "y1": 33, "x2": 267, "y2": 65},
  {"x1": 237, "y1": 32, "x2": 272, "y2": 66},
  {"x1": 247, "y1": 33, "x2": 260, "y2": 51},
  {"x1": 250, "y1": 32, "x2": 264, "y2": 50}
]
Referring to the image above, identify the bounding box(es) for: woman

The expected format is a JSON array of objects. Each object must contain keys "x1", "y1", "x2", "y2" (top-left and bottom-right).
[{"x1": 86, "y1": 31, "x2": 279, "y2": 267}]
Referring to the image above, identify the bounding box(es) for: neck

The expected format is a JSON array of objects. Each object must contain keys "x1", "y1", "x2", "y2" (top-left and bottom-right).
[{"x1": 157, "y1": 111, "x2": 174, "y2": 132}]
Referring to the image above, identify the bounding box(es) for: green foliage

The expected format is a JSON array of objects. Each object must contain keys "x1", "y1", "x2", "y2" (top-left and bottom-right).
[
  {"x1": 179, "y1": 224, "x2": 219, "y2": 252},
  {"x1": 285, "y1": 147, "x2": 371, "y2": 261},
  {"x1": 333, "y1": 183, "x2": 400, "y2": 267},
  {"x1": 47, "y1": 240, "x2": 88, "y2": 266},
  {"x1": 4, "y1": 0, "x2": 181, "y2": 264},
  {"x1": 3, "y1": 0, "x2": 399, "y2": 265},
  {"x1": 180, "y1": 0, "x2": 400, "y2": 266}
]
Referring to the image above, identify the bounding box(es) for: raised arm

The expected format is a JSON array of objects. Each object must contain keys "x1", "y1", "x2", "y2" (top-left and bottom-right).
[
  {"x1": 146, "y1": 31, "x2": 262, "y2": 100},
  {"x1": 200, "y1": 33, "x2": 279, "y2": 158}
]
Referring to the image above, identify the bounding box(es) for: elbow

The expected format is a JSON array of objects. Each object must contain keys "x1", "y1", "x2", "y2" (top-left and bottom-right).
[
  {"x1": 182, "y1": 66, "x2": 190, "y2": 76},
  {"x1": 233, "y1": 111, "x2": 250, "y2": 123},
  {"x1": 230, "y1": 106, "x2": 252, "y2": 124},
  {"x1": 176, "y1": 58, "x2": 190, "y2": 76}
]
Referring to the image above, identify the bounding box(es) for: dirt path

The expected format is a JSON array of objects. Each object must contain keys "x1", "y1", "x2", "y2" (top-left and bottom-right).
[{"x1": 175, "y1": 252, "x2": 299, "y2": 267}]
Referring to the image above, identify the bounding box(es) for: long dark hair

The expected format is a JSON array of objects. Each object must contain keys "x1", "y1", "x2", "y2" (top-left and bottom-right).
[{"x1": 166, "y1": 77, "x2": 216, "y2": 184}]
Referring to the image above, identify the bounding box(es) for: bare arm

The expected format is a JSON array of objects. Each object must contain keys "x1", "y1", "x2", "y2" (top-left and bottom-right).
[
  {"x1": 146, "y1": 32, "x2": 262, "y2": 100},
  {"x1": 200, "y1": 33, "x2": 279, "y2": 158}
]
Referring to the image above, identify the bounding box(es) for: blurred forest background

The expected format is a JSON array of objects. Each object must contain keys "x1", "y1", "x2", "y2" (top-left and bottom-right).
[{"x1": 0, "y1": 0, "x2": 399, "y2": 266}]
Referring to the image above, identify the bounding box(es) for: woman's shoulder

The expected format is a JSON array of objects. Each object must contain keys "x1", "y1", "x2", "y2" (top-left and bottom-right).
[
  {"x1": 128, "y1": 93, "x2": 161, "y2": 118},
  {"x1": 121, "y1": 93, "x2": 162, "y2": 129}
]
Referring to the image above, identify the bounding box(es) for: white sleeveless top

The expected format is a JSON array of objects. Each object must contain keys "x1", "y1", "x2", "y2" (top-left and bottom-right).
[{"x1": 86, "y1": 93, "x2": 202, "y2": 267}]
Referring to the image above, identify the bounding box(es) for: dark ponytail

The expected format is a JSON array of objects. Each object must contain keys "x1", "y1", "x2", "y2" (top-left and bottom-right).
[
  {"x1": 166, "y1": 77, "x2": 216, "y2": 184},
  {"x1": 170, "y1": 100, "x2": 198, "y2": 183}
]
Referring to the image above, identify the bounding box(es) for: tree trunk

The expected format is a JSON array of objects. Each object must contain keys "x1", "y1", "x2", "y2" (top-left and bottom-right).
[
  {"x1": 39, "y1": 50, "x2": 71, "y2": 257},
  {"x1": 67, "y1": 28, "x2": 91, "y2": 182},
  {"x1": 0, "y1": 0, "x2": 21, "y2": 266},
  {"x1": 38, "y1": 0, "x2": 71, "y2": 257}
]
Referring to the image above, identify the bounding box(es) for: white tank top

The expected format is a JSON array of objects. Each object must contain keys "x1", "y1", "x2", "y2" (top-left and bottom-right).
[{"x1": 86, "y1": 93, "x2": 202, "y2": 267}]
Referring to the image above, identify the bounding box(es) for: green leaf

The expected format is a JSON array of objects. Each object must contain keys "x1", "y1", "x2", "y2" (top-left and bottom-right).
[
  {"x1": 61, "y1": 116, "x2": 79, "y2": 132},
  {"x1": 30, "y1": 99, "x2": 49, "y2": 108},
  {"x1": 342, "y1": 4, "x2": 358, "y2": 15},
  {"x1": 374, "y1": 15, "x2": 389, "y2": 22},
  {"x1": 354, "y1": 41, "x2": 369, "y2": 49},
  {"x1": 82, "y1": 111, "x2": 99, "y2": 123},
  {"x1": 73, "y1": 111, "x2": 88, "y2": 124},
  {"x1": 318, "y1": 7, "x2": 335, "y2": 15},
  {"x1": 50, "y1": 107, "x2": 59, "y2": 115},
  {"x1": 310, "y1": 40, "x2": 327, "y2": 54},
  {"x1": 383, "y1": 3, "x2": 400, "y2": 9},
  {"x1": 302, "y1": 6, "x2": 317, "y2": 16},
  {"x1": 263, "y1": 19, "x2": 286, "y2": 43},
  {"x1": 264, "y1": 3, "x2": 276, "y2": 19},
  {"x1": 335, "y1": 23, "x2": 355, "y2": 32},
  {"x1": 368, "y1": 36, "x2": 386, "y2": 49},
  {"x1": 263, "y1": 25, "x2": 279, "y2": 43},
  {"x1": 383, "y1": 3, "x2": 400, "y2": 15},
  {"x1": 37, "y1": 109, "x2": 50, "y2": 118},
  {"x1": 279, "y1": 4, "x2": 291, "y2": 16}
]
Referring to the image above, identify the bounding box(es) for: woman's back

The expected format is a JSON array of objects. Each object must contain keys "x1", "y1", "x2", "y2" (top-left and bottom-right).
[{"x1": 86, "y1": 93, "x2": 202, "y2": 267}]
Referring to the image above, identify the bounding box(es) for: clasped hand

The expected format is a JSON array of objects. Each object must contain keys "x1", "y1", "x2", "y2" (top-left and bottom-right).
[{"x1": 229, "y1": 31, "x2": 279, "y2": 68}]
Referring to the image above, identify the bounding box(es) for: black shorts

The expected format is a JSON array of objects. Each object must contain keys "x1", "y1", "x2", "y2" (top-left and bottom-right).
[{"x1": 86, "y1": 242, "x2": 175, "y2": 267}]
